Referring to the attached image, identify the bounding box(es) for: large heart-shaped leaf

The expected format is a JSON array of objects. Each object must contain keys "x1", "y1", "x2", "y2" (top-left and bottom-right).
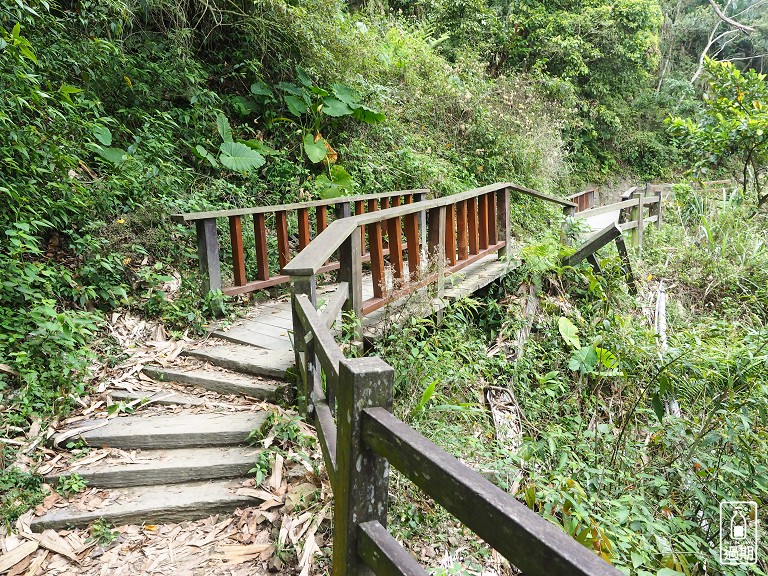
[
  {"x1": 219, "y1": 141, "x2": 265, "y2": 172},
  {"x1": 558, "y1": 317, "x2": 581, "y2": 349},
  {"x1": 303, "y1": 133, "x2": 327, "y2": 163},
  {"x1": 331, "y1": 83, "x2": 360, "y2": 105},
  {"x1": 285, "y1": 95, "x2": 308, "y2": 117},
  {"x1": 322, "y1": 97, "x2": 353, "y2": 117},
  {"x1": 87, "y1": 142, "x2": 128, "y2": 165},
  {"x1": 351, "y1": 104, "x2": 385, "y2": 124}
]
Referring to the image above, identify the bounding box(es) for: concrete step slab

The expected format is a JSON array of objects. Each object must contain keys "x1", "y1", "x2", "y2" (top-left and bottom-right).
[
  {"x1": 183, "y1": 345, "x2": 294, "y2": 380},
  {"x1": 53, "y1": 411, "x2": 268, "y2": 450},
  {"x1": 141, "y1": 365, "x2": 282, "y2": 400},
  {"x1": 30, "y1": 479, "x2": 263, "y2": 531},
  {"x1": 46, "y1": 446, "x2": 261, "y2": 488}
]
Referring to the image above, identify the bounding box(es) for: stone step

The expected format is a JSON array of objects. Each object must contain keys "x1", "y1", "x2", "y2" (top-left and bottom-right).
[
  {"x1": 107, "y1": 389, "x2": 207, "y2": 408},
  {"x1": 213, "y1": 320, "x2": 293, "y2": 352},
  {"x1": 30, "y1": 479, "x2": 264, "y2": 531},
  {"x1": 142, "y1": 365, "x2": 282, "y2": 400},
  {"x1": 183, "y1": 345, "x2": 294, "y2": 380},
  {"x1": 53, "y1": 411, "x2": 268, "y2": 450},
  {"x1": 46, "y1": 446, "x2": 261, "y2": 488}
]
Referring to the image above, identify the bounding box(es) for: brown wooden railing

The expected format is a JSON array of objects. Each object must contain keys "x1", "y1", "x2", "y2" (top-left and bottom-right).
[
  {"x1": 284, "y1": 182, "x2": 576, "y2": 328},
  {"x1": 568, "y1": 187, "x2": 596, "y2": 212},
  {"x1": 286, "y1": 183, "x2": 621, "y2": 575},
  {"x1": 172, "y1": 189, "x2": 428, "y2": 296}
]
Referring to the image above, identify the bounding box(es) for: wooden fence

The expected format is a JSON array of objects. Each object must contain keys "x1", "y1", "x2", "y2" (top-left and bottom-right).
[
  {"x1": 171, "y1": 189, "x2": 427, "y2": 296},
  {"x1": 568, "y1": 187, "x2": 596, "y2": 212},
  {"x1": 574, "y1": 185, "x2": 663, "y2": 248},
  {"x1": 284, "y1": 182, "x2": 622, "y2": 575}
]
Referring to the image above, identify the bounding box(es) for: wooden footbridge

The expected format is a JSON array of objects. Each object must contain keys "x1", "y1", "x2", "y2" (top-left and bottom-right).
[
  {"x1": 168, "y1": 182, "x2": 664, "y2": 575},
  {"x1": 37, "y1": 182, "x2": 666, "y2": 574}
]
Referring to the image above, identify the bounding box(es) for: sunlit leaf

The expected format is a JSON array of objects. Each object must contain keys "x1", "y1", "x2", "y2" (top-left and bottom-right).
[
  {"x1": 558, "y1": 317, "x2": 581, "y2": 348},
  {"x1": 303, "y1": 133, "x2": 327, "y2": 163},
  {"x1": 219, "y1": 141, "x2": 265, "y2": 172}
]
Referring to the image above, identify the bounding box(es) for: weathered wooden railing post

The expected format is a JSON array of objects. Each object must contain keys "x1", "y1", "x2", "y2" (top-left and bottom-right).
[
  {"x1": 291, "y1": 274, "x2": 318, "y2": 416},
  {"x1": 195, "y1": 219, "x2": 222, "y2": 295},
  {"x1": 649, "y1": 188, "x2": 662, "y2": 230},
  {"x1": 334, "y1": 357, "x2": 394, "y2": 576},
  {"x1": 414, "y1": 190, "x2": 428, "y2": 271},
  {"x1": 629, "y1": 189, "x2": 643, "y2": 248},
  {"x1": 561, "y1": 205, "x2": 576, "y2": 246},
  {"x1": 497, "y1": 187, "x2": 511, "y2": 258},
  {"x1": 338, "y1": 227, "x2": 363, "y2": 345}
]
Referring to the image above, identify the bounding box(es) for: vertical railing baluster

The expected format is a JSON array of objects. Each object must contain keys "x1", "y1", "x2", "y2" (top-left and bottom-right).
[
  {"x1": 387, "y1": 214, "x2": 404, "y2": 281},
  {"x1": 487, "y1": 192, "x2": 498, "y2": 246},
  {"x1": 339, "y1": 227, "x2": 363, "y2": 342},
  {"x1": 477, "y1": 194, "x2": 489, "y2": 250},
  {"x1": 456, "y1": 200, "x2": 469, "y2": 261},
  {"x1": 229, "y1": 215, "x2": 247, "y2": 287},
  {"x1": 276, "y1": 210, "x2": 290, "y2": 270},
  {"x1": 369, "y1": 221, "x2": 386, "y2": 299},
  {"x1": 298, "y1": 207, "x2": 311, "y2": 250},
  {"x1": 497, "y1": 187, "x2": 511, "y2": 259},
  {"x1": 405, "y1": 212, "x2": 420, "y2": 281},
  {"x1": 444, "y1": 204, "x2": 457, "y2": 266},
  {"x1": 355, "y1": 200, "x2": 366, "y2": 256},
  {"x1": 317, "y1": 206, "x2": 328, "y2": 234},
  {"x1": 467, "y1": 196, "x2": 479, "y2": 255},
  {"x1": 195, "y1": 218, "x2": 222, "y2": 294},
  {"x1": 253, "y1": 213, "x2": 270, "y2": 281}
]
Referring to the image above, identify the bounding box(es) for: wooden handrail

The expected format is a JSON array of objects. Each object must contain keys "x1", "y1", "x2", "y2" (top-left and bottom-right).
[
  {"x1": 177, "y1": 188, "x2": 428, "y2": 296},
  {"x1": 362, "y1": 407, "x2": 622, "y2": 576},
  {"x1": 170, "y1": 189, "x2": 428, "y2": 223},
  {"x1": 285, "y1": 182, "x2": 574, "y2": 276},
  {"x1": 286, "y1": 184, "x2": 625, "y2": 576}
]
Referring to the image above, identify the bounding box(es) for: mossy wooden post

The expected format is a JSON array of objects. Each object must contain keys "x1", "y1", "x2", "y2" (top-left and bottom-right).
[
  {"x1": 334, "y1": 358, "x2": 394, "y2": 576},
  {"x1": 195, "y1": 218, "x2": 221, "y2": 295},
  {"x1": 629, "y1": 190, "x2": 643, "y2": 248},
  {"x1": 651, "y1": 189, "x2": 662, "y2": 229},
  {"x1": 414, "y1": 191, "x2": 428, "y2": 271},
  {"x1": 291, "y1": 274, "x2": 318, "y2": 416},
  {"x1": 338, "y1": 227, "x2": 363, "y2": 345},
  {"x1": 497, "y1": 187, "x2": 511, "y2": 259},
  {"x1": 334, "y1": 202, "x2": 352, "y2": 283},
  {"x1": 561, "y1": 205, "x2": 576, "y2": 246}
]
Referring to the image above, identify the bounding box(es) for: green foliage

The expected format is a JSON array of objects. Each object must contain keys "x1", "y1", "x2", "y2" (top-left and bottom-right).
[
  {"x1": 0, "y1": 468, "x2": 44, "y2": 527},
  {"x1": 56, "y1": 473, "x2": 88, "y2": 496},
  {"x1": 88, "y1": 519, "x2": 120, "y2": 546},
  {"x1": 668, "y1": 59, "x2": 768, "y2": 207},
  {"x1": 380, "y1": 196, "x2": 768, "y2": 573}
]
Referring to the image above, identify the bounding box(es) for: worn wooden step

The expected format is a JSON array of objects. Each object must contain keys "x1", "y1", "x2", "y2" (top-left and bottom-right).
[
  {"x1": 53, "y1": 411, "x2": 268, "y2": 450},
  {"x1": 183, "y1": 345, "x2": 294, "y2": 380},
  {"x1": 30, "y1": 479, "x2": 264, "y2": 531},
  {"x1": 46, "y1": 446, "x2": 261, "y2": 488},
  {"x1": 142, "y1": 365, "x2": 282, "y2": 399}
]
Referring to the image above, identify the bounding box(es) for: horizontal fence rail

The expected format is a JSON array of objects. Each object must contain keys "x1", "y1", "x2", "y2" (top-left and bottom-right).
[
  {"x1": 285, "y1": 182, "x2": 576, "y2": 335},
  {"x1": 172, "y1": 189, "x2": 428, "y2": 296},
  {"x1": 284, "y1": 181, "x2": 622, "y2": 575}
]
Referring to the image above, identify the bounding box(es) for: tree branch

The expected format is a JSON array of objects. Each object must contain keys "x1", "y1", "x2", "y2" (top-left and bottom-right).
[{"x1": 708, "y1": 0, "x2": 755, "y2": 34}]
